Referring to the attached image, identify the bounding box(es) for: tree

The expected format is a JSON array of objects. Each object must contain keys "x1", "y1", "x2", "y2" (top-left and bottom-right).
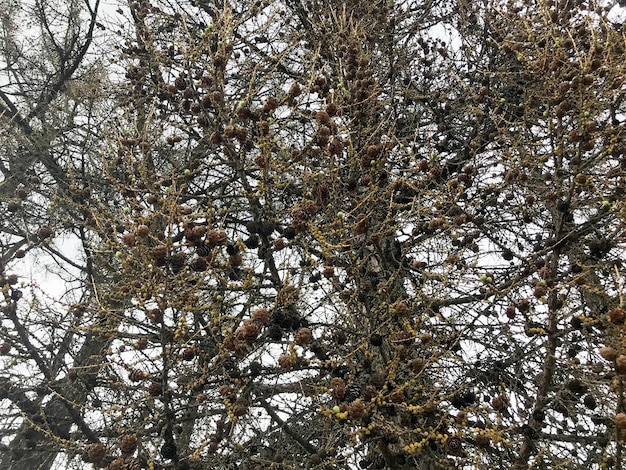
[
  {"x1": 1, "y1": 0, "x2": 626, "y2": 469},
  {"x1": 0, "y1": 0, "x2": 117, "y2": 468}
]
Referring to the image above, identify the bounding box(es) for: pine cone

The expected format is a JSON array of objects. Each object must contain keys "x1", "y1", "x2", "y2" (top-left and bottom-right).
[
  {"x1": 278, "y1": 353, "x2": 293, "y2": 370},
  {"x1": 294, "y1": 327, "x2": 313, "y2": 345},
  {"x1": 348, "y1": 399, "x2": 366, "y2": 420},
  {"x1": 108, "y1": 457, "x2": 125, "y2": 470},
  {"x1": 235, "y1": 319, "x2": 262, "y2": 341},
  {"x1": 446, "y1": 436, "x2": 463, "y2": 455},
  {"x1": 87, "y1": 442, "x2": 106, "y2": 462},
  {"x1": 119, "y1": 434, "x2": 138, "y2": 456},
  {"x1": 150, "y1": 245, "x2": 167, "y2": 261},
  {"x1": 206, "y1": 229, "x2": 227, "y2": 245},
  {"x1": 330, "y1": 377, "x2": 346, "y2": 400},
  {"x1": 251, "y1": 308, "x2": 271, "y2": 324},
  {"x1": 167, "y1": 252, "x2": 187, "y2": 272},
  {"x1": 181, "y1": 348, "x2": 195, "y2": 361},
  {"x1": 124, "y1": 457, "x2": 143, "y2": 470},
  {"x1": 344, "y1": 384, "x2": 362, "y2": 403},
  {"x1": 160, "y1": 442, "x2": 177, "y2": 460},
  {"x1": 195, "y1": 242, "x2": 212, "y2": 257},
  {"x1": 148, "y1": 382, "x2": 162, "y2": 396},
  {"x1": 128, "y1": 369, "x2": 145, "y2": 383},
  {"x1": 190, "y1": 256, "x2": 209, "y2": 271}
]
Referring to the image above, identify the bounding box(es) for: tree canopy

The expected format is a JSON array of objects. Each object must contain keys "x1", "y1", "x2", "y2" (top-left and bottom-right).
[{"x1": 1, "y1": 0, "x2": 626, "y2": 469}]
